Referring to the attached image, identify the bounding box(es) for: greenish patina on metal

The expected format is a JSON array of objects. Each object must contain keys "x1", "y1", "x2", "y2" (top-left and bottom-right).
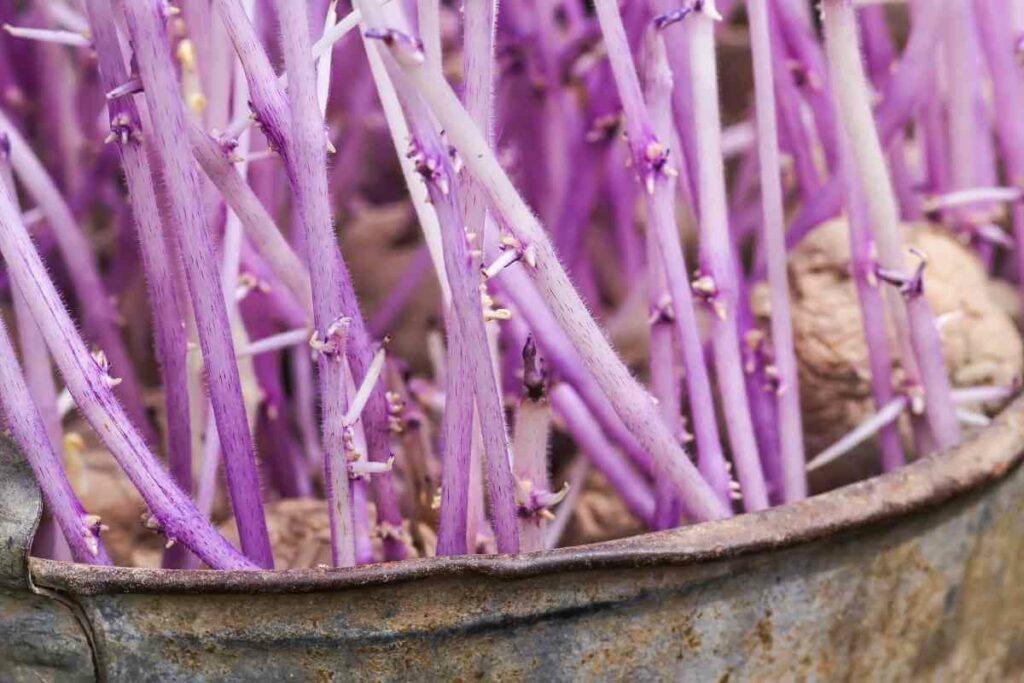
[{"x1": 2, "y1": 396, "x2": 1023, "y2": 681}]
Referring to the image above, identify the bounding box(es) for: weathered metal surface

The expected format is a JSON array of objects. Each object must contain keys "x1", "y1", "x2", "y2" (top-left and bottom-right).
[
  {"x1": 0, "y1": 434, "x2": 41, "y2": 588},
  {"x1": 0, "y1": 589, "x2": 96, "y2": 683},
  {"x1": 6, "y1": 399, "x2": 1024, "y2": 681},
  {"x1": 0, "y1": 436, "x2": 95, "y2": 682}
]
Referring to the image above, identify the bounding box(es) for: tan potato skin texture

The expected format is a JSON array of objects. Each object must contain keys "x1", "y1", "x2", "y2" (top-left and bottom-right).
[{"x1": 753, "y1": 219, "x2": 1022, "y2": 485}]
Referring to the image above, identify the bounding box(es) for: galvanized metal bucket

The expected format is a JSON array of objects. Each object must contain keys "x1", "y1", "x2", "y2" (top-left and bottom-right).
[{"x1": 2, "y1": 398, "x2": 1022, "y2": 682}]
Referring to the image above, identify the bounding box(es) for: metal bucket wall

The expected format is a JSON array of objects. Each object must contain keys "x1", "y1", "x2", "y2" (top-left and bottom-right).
[{"x1": 2, "y1": 399, "x2": 1023, "y2": 682}]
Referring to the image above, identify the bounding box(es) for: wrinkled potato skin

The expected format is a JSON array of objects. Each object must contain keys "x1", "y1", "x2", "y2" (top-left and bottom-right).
[{"x1": 753, "y1": 220, "x2": 1022, "y2": 483}]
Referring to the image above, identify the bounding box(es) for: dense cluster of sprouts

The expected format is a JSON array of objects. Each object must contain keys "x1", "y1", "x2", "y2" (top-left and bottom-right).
[{"x1": 0, "y1": 0, "x2": 1019, "y2": 570}]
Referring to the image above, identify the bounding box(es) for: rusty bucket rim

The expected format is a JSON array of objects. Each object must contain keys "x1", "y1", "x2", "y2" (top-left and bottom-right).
[{"x1": 29, "y1": 394, "x2": 1024, "y2": 596}]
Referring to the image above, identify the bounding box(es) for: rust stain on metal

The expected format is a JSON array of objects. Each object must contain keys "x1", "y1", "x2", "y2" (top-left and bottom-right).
[
  {"x1": 755, "y1": 609, "x2": 773, "y2": 651},
  {"x1": 0, "y1": 398, "x2": 1022, "y2": 680}
]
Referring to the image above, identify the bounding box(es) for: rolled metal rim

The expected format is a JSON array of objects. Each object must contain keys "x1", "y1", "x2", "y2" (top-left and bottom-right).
[{"x1": 30, "y1": 395, "x2": 1024, "y2": 596}]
